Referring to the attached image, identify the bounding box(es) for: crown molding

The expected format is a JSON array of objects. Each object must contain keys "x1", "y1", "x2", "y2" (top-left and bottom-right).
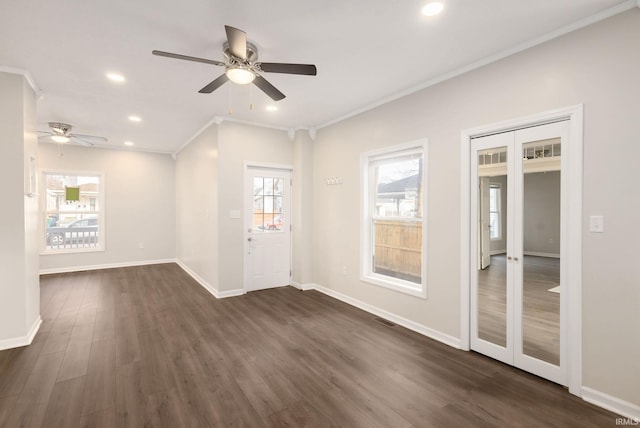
[
  {"x1": 214, "y1": 115, "x2": 295, "y2": 132},
  {"x1": 0, "y1": 66, "x2": 42, "y2": 97},
  {"x1": 316, "y1": 0, "x2": 638, "y2": 130},
  {"x1": 174, "y1": 116, "x2": 220, "y2": 155},
  {"x1": 38, "y1": 140, "x2": 174, "y2": 156}
]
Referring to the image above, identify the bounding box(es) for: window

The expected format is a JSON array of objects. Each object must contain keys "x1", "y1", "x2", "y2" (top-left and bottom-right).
[
  {"x1": 43, "y1": 172, "x2": 104, "y2": 253},
  {"x1": 489, "y1": 184, "x2": 501, "y2": 240},
  {"x1": 361, "y1": 141, "x2": 427, "y2": 298}
]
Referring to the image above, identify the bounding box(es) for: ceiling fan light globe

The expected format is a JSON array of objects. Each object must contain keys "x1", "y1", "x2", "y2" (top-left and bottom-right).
[
  {"x1": 226, "y1": 67, "x2": 255, "y2": 85},
  {"x1": 51, "y1": 135, "x2": 70, "y2": 143}
]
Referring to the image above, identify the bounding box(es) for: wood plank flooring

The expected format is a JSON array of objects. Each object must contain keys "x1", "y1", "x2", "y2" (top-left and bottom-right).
[{"x1": 0, "y1": 263, "x2": 617, "y2": 427}]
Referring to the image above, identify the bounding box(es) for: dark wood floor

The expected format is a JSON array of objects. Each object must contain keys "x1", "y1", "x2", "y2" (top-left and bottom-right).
[{"x1": 0, "y1": 263, "x2": 616, "y2": 427}]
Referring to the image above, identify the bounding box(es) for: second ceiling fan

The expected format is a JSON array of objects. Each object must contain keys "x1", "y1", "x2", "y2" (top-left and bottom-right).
[{"x1": 153, "y1": 25, "x2": 317, "y2": 101}]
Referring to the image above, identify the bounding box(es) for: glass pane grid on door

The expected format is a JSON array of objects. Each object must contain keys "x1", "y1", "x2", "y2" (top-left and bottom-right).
[{"x1": 252, "y1": 176, "x2": 284, "y2": 232}]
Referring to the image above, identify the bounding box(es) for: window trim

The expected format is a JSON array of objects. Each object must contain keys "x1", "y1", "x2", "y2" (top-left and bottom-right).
[
  {"x1": 360, "y1": 139, "x2": 428, "y2": 299},
  {"x1": 41, "y1": 170, "x2": 106, "y2": 255}
]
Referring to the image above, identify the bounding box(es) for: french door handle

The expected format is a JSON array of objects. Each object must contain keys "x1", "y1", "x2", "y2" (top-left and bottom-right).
[
  {"x1": 248, "y1": 237, "x2": 253, "y2": 242},
  {"x1": 507, "y1": 256, "x2": 512, "y2": 260}
]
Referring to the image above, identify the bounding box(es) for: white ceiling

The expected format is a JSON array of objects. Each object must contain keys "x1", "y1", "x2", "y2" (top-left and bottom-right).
[{"x1": 0, "y1": 0, "x2": 632, "y2": 153}]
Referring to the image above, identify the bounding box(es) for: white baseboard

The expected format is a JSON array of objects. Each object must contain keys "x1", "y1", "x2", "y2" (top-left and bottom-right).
[
  {"x1": 290, "y1": 281, "x2": 315, "y2": 291},
  {"x1": 308, "y1": 283, "x2": 462, "y2": 349},
  {"x1": 39, "y1": 258, "x2": 177, "y2": 275},
  {"x1": 176, "y1": 259, "x2": 245, "y2": 300},
  {"x1": 490, "y1": 249, "x2": 507, "y2": 255},
  {"x1": 0, "y1": 316, "x2": 42, "y2": 351},
  {"x1": 218, "y1": 289, "x2": 246, "y2": 298},
  {"x1": 582, "y1": 387, "x2": 640, "y2": 421},
  {"x1": 523, "y1": 251, "x2": 560, "y2": 258}
]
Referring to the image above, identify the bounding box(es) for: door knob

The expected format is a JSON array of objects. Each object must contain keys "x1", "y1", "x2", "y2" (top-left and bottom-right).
[
  {"x1": 248, "y1": 237, "x2": 253, "y2": 242},
  {"x1": 507, "y1": 256, "x2": 512, "y2": 260}
]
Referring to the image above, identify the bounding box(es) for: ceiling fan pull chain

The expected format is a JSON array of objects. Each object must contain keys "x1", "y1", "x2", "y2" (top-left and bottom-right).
[
  {"x1": 228, "y1": 83, "x2": 233, "y2": 115},
  {"x1": 249, "y1": 83, "x2": 254, "y2": 111}
]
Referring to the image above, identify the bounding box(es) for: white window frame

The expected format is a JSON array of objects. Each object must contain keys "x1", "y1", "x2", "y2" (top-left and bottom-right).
[
  {"x1": 489, "y1": 183, "x2": 502, "y2": 240},
  {"x1": 360, "y1": 139, "x2": 428, "y2": 299},
  {"x1": 41, "y1": 170, "x2": 105, "y2": 255}
]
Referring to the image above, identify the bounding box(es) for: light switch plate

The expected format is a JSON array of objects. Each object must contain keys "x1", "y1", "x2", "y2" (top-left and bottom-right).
[{"x1": 589, "y1": 215, "x2": 604, "y2": 233}]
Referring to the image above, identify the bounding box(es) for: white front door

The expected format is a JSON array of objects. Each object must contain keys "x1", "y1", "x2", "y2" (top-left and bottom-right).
[
  {"x1": 471, "y1": 120, "x2": 569, "y2": 386},
  {"x1": 244, "y1": 167, "x2": 292, "y2": 292}
]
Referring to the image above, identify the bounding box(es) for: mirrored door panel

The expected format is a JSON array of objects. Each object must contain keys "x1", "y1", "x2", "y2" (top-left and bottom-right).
[
  {"x1": 520, "y1": 138, "x2": 561, "y2": 366},
  {"x1": 477, "y1": 148, "x2": 508, "y2": 348}
]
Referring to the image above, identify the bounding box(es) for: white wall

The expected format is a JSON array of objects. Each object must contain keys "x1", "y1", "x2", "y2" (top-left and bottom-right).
[
  {"x1": 38, "y1": 144, "x2": 176, "y2": 272},
  {"x1": 175, "y1": 124, "x2": 219, "y2": 291},
  {"x1": 292, "y1": 131, "x2": 314, "y2": 285},
  {"x1": 217, "y1": 121, "x2": 293, "y2": 293},
  {"x1": 0, "y1": 72, "x2": 40, "y2": 349},
  {"x1": 175, "y1": 120, "x2": 294, "y2": 295},
  {"x1": 312, "y1": 9, "x2": 640, "y2": 407}
]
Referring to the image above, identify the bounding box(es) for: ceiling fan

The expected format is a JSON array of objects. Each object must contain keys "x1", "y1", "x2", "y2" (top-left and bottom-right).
[
  {"x1": 38, "y1": 122, "x2": 108, "y2": 147},
  {"x1": 152, "y1": 25, "x2": 317, "y2": 101}
]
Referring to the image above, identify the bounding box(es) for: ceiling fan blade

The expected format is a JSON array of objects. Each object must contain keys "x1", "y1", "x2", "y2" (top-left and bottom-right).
[
  {"x1": 72, "y1": 133, "x2": 108, "y2": 142},
  {"x1": 258, "y1": 63, "x2": 317, "y2": 76},
  {"x1": 152, "y1": 50, "x2": 225, "y2": 66},
  {"x1": 253, "y1": 75, "x2": 285, "y2": 101},
  {"x1": 199, "y1": 74, "x2": 229, "y2": 93},
  {"x1": 225, "y1": 25, "x2": 247, "y2": 60},
  {"x1": 70, "y1": 136, "x2": 95, "y2": 147}
]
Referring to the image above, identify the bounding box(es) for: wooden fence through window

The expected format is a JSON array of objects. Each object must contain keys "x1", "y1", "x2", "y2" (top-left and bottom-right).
[{"x1": 373, "y1": 219, "x2": 422, "y2": 283}]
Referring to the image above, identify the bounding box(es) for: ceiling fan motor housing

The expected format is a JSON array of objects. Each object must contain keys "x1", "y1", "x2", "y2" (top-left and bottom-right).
[
  {"x1": 49, "y1": 122, "x2": 72, "y2": 135},
  {"x1": 223, "y1": 41, "x2": 259, "y2": 64}
]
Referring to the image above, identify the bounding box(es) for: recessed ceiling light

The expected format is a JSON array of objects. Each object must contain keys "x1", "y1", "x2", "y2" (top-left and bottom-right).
[
  {"x1": 106, "y1": 72, "x2": 125, "y2": 82},
  {"x1": 124, "y1": 141, "x2": 134, "y2": 146},
  {"x1": 266, "y1": 105, "x2": 278, "y2": 112},
  {"x1": 422, "y1": 2, "x2": 444, "y2": 16},
  {"x1": 128, "y1": 115, "x2": 142, "y2": 122}
]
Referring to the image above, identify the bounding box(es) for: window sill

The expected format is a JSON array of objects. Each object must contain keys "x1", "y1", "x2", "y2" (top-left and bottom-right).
[
  {"x1": 361, "y1": 273, "x2": 426, "y2": 299},
  {"x1": 41, "y1": 246, "x2": 105, "y2": 256}
]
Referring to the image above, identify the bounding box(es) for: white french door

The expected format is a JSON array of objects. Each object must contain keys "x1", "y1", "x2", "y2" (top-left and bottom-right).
[
  {"x1": 244, "y1": 167, "x2": 292, "y2": 292},
  {"x1": 470, "y1": 120, "x2": 569, "y2": 385}
]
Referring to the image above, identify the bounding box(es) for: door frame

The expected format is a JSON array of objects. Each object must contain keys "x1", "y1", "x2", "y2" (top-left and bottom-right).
[
  {"x1": 459, "y1": 105, "x2": 584, "y2": 396},
  {"x1": 243, "y1": 161, "x2": 294, "y2": 292}
]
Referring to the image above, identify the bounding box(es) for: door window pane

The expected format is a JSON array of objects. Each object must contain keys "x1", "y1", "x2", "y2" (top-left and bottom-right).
[{"x1": 252, "y1": 176, "x2": 285, "y2": 232}]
